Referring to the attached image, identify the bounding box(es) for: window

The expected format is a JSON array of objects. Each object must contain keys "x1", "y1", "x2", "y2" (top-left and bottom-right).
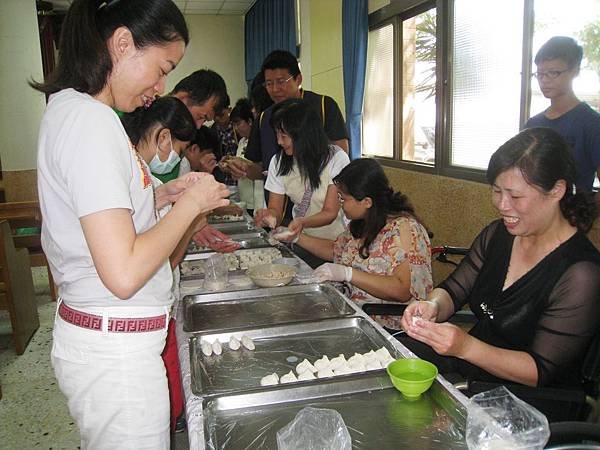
[{"x1": 364, "y1": 0, "x2": 600, "y2": 180}]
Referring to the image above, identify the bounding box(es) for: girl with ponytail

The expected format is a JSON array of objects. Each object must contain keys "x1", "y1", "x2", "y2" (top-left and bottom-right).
[
  {"x1": 32, "y1": 1, "x2": 229, "y2": 446},
  {"x1": 296, "y1": 158, "x2": 433, "y2": 331}
]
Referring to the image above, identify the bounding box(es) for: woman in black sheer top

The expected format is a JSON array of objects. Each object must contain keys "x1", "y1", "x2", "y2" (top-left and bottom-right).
[{"x1": 401, "y1": 127, "x2": 600, "y2": 389}]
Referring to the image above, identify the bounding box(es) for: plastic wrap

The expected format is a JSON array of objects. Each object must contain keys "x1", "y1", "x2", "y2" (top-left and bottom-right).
[
  {"x1": 276, "y1": 407, "x2": 351, "y2": 450},
  {"x1": 466, "y1": 386, "x2": 550, "y2": 449}
]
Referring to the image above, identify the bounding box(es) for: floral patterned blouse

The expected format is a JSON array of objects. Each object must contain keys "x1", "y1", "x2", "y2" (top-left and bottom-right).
[{"x1": 333, "y1": 216, "x2": 433, "y2": 330}]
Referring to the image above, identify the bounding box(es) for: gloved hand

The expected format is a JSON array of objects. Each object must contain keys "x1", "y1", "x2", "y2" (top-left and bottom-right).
[{"x1": 313, "y1": 263, "x2": 352, "y2": 283}]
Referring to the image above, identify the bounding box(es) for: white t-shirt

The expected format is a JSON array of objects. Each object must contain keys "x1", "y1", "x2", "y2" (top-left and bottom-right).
[
  {"x1": 37, "y1": 89, "x2": 173, "y2": 308},
  {"x1": 265, "y1": 149, "x2": 349, "y2": 197}
]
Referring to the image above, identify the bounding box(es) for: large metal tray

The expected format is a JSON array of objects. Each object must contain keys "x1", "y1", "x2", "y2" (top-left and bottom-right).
[
  {"x1": 190, "y1": 316, "x2": 402, "y2": 397},
  {"x1": 211, "y1": 222, "x2": 261, "y2": 234},
  {"x1": 184, "y1": 236, "x2": 273, "y2": 261},
  {"x1": 202, "y1": 374, "x2": 467, "y2": 449},
  {"x1": 182, "y1": 284, "x2": 356, "y2": 333}
]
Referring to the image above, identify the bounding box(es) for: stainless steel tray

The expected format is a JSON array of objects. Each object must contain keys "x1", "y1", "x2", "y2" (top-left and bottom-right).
[
  {"x1": 190, "y1": 316, "x2": 402, "y2": 397},
  {"x1": 211, "y1": 222, "x2": 261, "y2": 234},
  {"x1": 182, "y1": 284, "x2": 355, "y2": 333},
  {"x1": 184, "y1": 236, "x2": 273, "y2": 261},
  {"x1": 202, "y1": 374, "x2": 467, "y2": 449},
  {"x1": 180, "y1": 246, "x2": 296, "y2": 280}
]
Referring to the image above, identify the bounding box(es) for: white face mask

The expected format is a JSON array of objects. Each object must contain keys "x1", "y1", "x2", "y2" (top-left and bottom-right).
[{"x1": 150, "y1": 134, "x2": 181, "y2": 174}]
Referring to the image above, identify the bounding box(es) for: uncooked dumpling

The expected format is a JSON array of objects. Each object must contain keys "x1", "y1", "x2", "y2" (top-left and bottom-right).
[
  {"x1": 241, "y1": 335, "x2": 255, "y2": 350},
  {"x1": 333, "y1": 362, "x2": 352, "y2": 376},
  {"x1": 229, "y1": 336, "x2": 241, "y2": 350},
  {"x1": 365, "y1": 359, "x2": 382, "y2": 371},
  {"x1": 260, "y1": 373, "x2": 279, "y2": 386},
  {"x1": 362, "y1": 350, "x2": 378, "y2": 361},
  {"x1": 314, "y1": 355, "x2": 330, "y2": 371},
  {"x1": 298, "y1": 370, "x2": 317, "y2": 381},
  {"x1": 375, "y1": 347, "x2": 392, "y2": 363},
  {"x1": 348, "y1": 353, "x2": 366, "y2": 367},
  {"x1": 296, "y1": 359, "x2": 317, "y2": 375},
  {"x1": 201, "y1": 341, "x2": 213, "y2": 357},
  {"x1": 329, "y1": 354, "x2": 346, "y2": 370},
  {"x1": 212, "y1": 340, "x2": 222, "y2": 356},
  {"x1": 317, "y1": 368, "x2": 335, "y2": 378},
  {"x1": 280, "y1": 370, "x2": 298, "y2": 384}
]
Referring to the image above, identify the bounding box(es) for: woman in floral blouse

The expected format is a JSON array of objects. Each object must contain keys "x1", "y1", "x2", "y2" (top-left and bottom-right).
[{"x1": 296, "y1": 158, "x2": 433, "y2": 330}]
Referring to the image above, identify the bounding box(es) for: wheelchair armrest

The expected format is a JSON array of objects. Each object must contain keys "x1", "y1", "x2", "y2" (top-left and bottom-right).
[{"x1": 362, "y1": 303, "x2": 408, "y2": 316}]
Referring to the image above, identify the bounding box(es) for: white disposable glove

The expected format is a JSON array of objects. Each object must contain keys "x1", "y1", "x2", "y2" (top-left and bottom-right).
[{"x1": 314, "y1": 263, "x2": 352, "y2": 283}]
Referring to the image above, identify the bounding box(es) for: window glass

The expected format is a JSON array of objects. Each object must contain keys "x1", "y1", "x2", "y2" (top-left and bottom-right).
[
  {"x1": 450, "y1": 0, "x2": 524, "y2": 170},
  {"x1": 363, "y1": 24, "x2": 394, "y2": 157},
  {"x1": 402, "y1": 8, "x2": 436, "y2": 164}
]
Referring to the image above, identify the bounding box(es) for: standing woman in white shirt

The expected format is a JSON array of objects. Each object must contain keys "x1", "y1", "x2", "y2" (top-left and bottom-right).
[
  {"x1": 31, "y1": 1, "x2": 229, "y2": 448},
  {"x1": 254, "y1": 99, "x2": 350, "y2": 241}
]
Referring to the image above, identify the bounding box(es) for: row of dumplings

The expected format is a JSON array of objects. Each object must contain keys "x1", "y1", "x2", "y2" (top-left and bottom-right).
[
  {"x1": 260, "y1": 347, "x2": 396, "y2": 386},
  {"x1": 201, "y1": 335, "x2": 255, "y2": 356}
]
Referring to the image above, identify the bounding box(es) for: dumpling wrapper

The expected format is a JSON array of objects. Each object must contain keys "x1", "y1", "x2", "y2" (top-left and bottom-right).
[
  {"x1": 365, "y1": 359, "x2": 382, "y2": 371},
  {"x1": 314, "y1": 355, "x2": 330, "y2": 371},
  {"x1": 280, "y1": 370, "x2": 298, "y2": 384},
  {"x1": 329, "y1": 354, "x2": 346, "y2": 370},
  {"x1": 348, "y1": 353, "x2": 366, "y2": 367},
  {"x1": 201, "y1": 342, "x2": 213, "y2": 357},
  {"x1": 412, "y1": 315, "x2": 423, "y2": 326},
  {"x1": 296, "y1": 359, "x2": 317, "y2": 375},
  {"x1": 362, "y1": 350, "x2": 378, "y2": 361},
  {"x1": 212, "y1": 340, "x2": 222, "y2": 356},
  {"x1": 375, "y1": 347, "x2": 392, "y2": 363},
  {"x1": 241, "y1": 335, "x2": 255, "y2": 350},
  {"x1": 229, "y1": 336, "x2": 241, "y2": 351},
  {"x1": 334, "y1": 362, "x2": 352, "y2": 376},
  {"x1": 264, "y1": 216, "x2": 277, "y2": 229},
  {"x1": 298, "y1": 371, "x2": 317, "y2": 381},
  {"x1": 317, "y1": 368, "x2": 335, "y2": 378},
  {"x1": 260, "y1": 373, "x2": 279, "y2": 386}
]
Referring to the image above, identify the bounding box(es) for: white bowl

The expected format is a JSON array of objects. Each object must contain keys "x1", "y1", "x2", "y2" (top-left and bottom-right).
[{"x1": 246, "y1": 263, "x2": 297, "y2": 287}]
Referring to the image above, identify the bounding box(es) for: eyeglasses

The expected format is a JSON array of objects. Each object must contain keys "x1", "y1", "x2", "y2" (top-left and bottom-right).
[
  {"x1": 263, "y1": 75, "x2": 294, "y2": 89},
  {"x1": 532, "y1": 69, "x2": 570, "y2": 80}
]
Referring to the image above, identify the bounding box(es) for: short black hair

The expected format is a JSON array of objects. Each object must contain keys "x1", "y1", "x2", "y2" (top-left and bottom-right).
[
  {"x1": 534, "y1": 36, "x2": 583, "y2": 69},
  {"x1": 261, "y1": 50, "x2": 300, "y2": 77},
  {"x1": 31, "y1": 0, "x2": 188, "y2": 96},
  {"x1": 171, "y1": 69, "x2": 229, "y2": 114},
  {"x1": 230, "y1": 98, "x2": 253, "y2": 123},
  {"x1": 193, "y1": 126, "x2": 219, "y2": 151}
]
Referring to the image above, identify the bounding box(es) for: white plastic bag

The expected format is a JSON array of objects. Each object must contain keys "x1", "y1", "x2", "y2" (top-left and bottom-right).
[
  {"x1": 466, "y1": 386, "x2": 550, "y2": 449},
  {"x1": 276, "y1": 407, "x2": 352, "y2": 450}
]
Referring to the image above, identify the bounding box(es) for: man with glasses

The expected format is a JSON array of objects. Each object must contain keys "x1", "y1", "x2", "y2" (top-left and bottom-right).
[
  {"x1": 227, "y1": 50, "x2": 348, "y2": 183},
  {"x1": 525, "y1": 36, "x2": 600, "y2": 193}
]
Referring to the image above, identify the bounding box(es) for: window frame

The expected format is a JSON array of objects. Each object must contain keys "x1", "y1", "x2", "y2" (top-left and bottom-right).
[{"x1": 366, "y1": 0, "x2": 537, "y2": 184}]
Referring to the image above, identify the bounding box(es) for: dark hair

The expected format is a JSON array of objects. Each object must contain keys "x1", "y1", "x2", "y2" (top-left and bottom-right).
[
  {"x1": 230, "y1": 98, "x2": 253, "y2": 123},
  {"x1": 121, "y1": 96, "x2": 195, "y2": 146},
  {"x1": 30, "y1": 0, "x2": 188, "y2": 95},
  {"x1": 334, "y1": 159, "x2": 420, "y2": 259},
  {"x1": 249, "y1": 71, "x2": 273, "y2": 115},
  {"x1": 534, "y1": 36, "x2": 583, "y2": 69},
  {"x1": 261, "y1": 50, "x2": 301, "y2": 77},
  {"x1": 193, "y1": 126, "x2": 220, "y2": 151},
  {"x1": 487, "y1": 127, "x2": 597, "y2": 233},
  {"x1": 270, "y1": 99, "x2": 331, "y2": 190},
  {"x1": 171, "y1": 69, "x2": 229, "y2": 114}
]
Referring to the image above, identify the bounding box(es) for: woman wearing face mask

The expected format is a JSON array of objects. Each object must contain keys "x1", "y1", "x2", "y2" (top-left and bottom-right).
[
  {"x1": 294, "y1": 158, "x2": 433, "y2": 330},
  {"x1": 254, "y1": 99, "x2": 349, "y2": 245},
  {"x1": 122, "y1": 96, "x2": 194, "y2": 183},
  {"x1": 31, "y1": 0, "x2": 229, "y2": 447}
]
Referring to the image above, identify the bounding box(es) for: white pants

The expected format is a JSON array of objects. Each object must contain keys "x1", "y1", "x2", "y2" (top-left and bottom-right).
[{"x1": 51, "y1": 301, "x2": 170, "y2": 450}]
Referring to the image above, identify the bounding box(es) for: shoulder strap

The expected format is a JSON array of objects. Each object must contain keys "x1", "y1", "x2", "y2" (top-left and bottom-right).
[
  {"x1": 321, "y1": 95, "x2": 325, "y2": 126},
  {"x1": 259, "y1": 111, "x2": 265, "y2": 127}
]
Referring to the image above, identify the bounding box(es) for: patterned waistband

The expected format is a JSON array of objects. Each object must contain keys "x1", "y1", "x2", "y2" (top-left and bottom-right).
[{"x1": 58, "y1": 301, "x2": 167, "y2": 333}]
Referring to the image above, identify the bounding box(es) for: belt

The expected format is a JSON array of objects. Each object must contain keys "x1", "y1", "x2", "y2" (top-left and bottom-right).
[{"x1": 58, "y1": 301, "x2": 167, "y2": 333}]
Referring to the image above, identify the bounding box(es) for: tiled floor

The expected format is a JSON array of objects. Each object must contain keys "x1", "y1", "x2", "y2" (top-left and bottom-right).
[{"x1": 0, "y1": 268, "x2": 189, "y2": 449}]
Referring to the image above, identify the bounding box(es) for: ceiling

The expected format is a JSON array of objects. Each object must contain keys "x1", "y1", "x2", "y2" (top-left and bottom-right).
[{"x1": 47, "y1": 0, "x2": 256, "y2": 15}]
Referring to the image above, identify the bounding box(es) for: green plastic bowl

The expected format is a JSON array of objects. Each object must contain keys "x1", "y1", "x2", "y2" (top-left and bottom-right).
[{"x1": 387, "y1": 358, "x2": 438, "y2": 400}]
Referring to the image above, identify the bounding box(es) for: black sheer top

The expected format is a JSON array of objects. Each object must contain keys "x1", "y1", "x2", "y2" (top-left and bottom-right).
[{"x1": 438, "y1": 220, "x2": 600, "y2": 388}]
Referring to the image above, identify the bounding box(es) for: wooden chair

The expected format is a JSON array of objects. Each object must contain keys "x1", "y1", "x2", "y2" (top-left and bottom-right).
[
  {"x1": 0, "y1": 220, "x2": 39, "y2": 354},
  {"x1": 0, "y1": 201, "x2": 57, "y2": 301}
]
